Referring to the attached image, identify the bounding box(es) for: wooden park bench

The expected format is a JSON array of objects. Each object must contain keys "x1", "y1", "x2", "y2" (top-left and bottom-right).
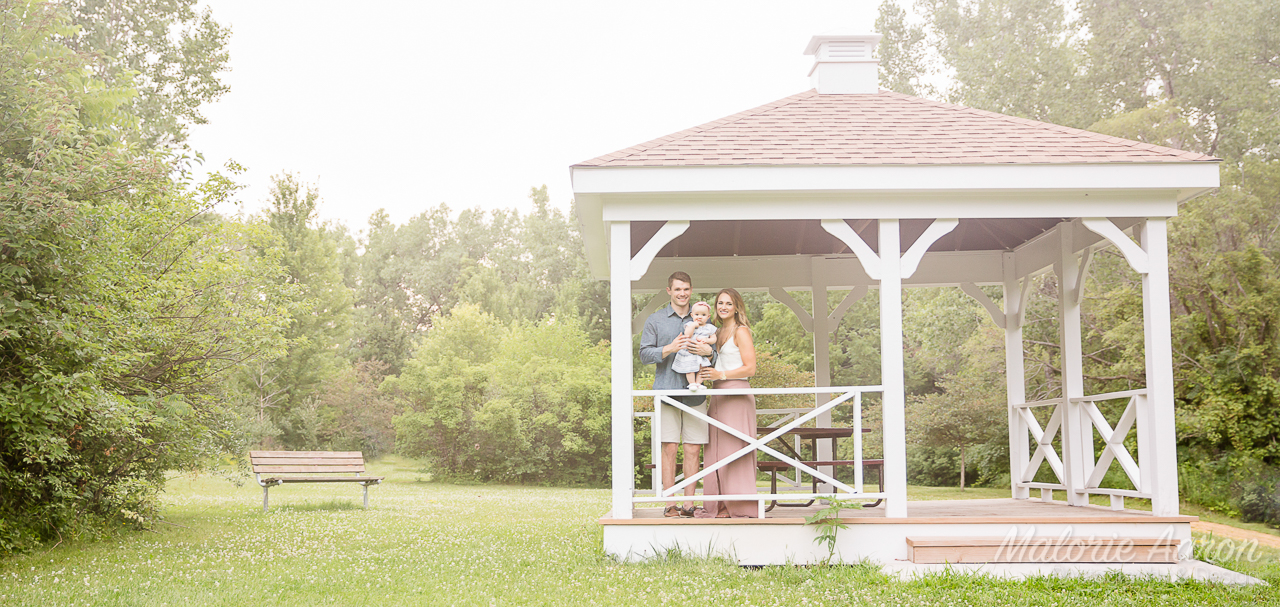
[{"x1": 250, "y1": 451, "x2": 383, "y2": 512}]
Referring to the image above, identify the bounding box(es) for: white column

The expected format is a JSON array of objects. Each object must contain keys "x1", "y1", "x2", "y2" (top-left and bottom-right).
[
  {"x1": 609, "y1": 221, "x2": 634, "y2": 519},
  {"x1": 879, "y1": 219, "x2": 908, "y2": 517},
  {"x1": 1055, "y1": 222, "x2": 1090, "y2": 506},
  {"x1": 1003, "y1": 252, "x2": 1030, "y2": 500},
  {"x1": 1141, "y1": 218, "x2": 1180, "y2": 516},
  {"x1": 812, "y1": 257, "x2": 834, "y2": 488}
]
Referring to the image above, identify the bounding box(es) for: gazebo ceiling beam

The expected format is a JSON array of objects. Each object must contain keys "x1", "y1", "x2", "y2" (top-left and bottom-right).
[
  {"x1": 573, "y1": 164, "x2": 1218, "y2": 201},
  {"x1": 635, "y1": 251, "x2": 1006, "y2": 293},
  {"x1": 599, "y1": 190, "x2": 1181, "y2": 223}
]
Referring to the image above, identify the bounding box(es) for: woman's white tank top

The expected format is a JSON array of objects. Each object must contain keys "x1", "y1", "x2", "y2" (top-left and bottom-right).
[{"x1": 714, "y1": 330, "x2": 749, "y2": 378}]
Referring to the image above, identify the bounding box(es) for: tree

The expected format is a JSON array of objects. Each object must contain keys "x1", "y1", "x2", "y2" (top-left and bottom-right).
[
  {"x1": 0, "y1": 1, "x2": 293, "y2": 551},
  {"x1": 910, "y1": 0, "x2": 1103, "y2": 129},
  {"x1": 312, "y1": 360, "x2": 397, "y2": 457},
  {"x1": 875, "y1": 0, "x2": 938, "y2": 98},
  {"x1": 389, "y1": 305, "x2": 611, "y2": 485},
  {"x1": 244, "y1": 173, "x2": 354, "y2": 447},
  {"x1": 60, "y1": 0, "x2": 231, "y2": 151}
]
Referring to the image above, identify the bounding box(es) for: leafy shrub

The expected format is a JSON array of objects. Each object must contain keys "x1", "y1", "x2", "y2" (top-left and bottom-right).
[
  {"x1": 1238, "y1": 482, "x2": 1280, "y2": 526},
  {"x1": 0, "y1": 2, "x2": 289, "y2": 552},
  {"x1": 390, "y1": 305, "x2": 610, "y2": 485}
]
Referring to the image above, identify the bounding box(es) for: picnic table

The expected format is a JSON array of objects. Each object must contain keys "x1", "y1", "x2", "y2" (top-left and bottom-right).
[{"x1": 755, "y1": 426, "x2": 884, "y2": 511}]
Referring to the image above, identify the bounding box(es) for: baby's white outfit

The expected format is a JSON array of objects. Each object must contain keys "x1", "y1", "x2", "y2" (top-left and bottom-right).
[{"x1": 671, "y1": 321, "x2": 717, "y2": 377}]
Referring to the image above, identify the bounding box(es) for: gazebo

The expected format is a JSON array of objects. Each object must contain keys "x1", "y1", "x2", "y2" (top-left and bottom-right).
[{"x1": 571, "y1": 34, "x2": 1226, "y2": 573}]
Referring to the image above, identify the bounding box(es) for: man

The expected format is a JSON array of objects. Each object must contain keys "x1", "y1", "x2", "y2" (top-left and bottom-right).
[{"x1": 639, "y1": 271, "x2": 715, "y2": 517}]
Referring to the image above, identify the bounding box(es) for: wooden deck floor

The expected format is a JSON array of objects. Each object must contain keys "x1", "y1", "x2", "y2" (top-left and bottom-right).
[{"x1": 613, "y1": 498, "x2": 1198, "y2": 525}]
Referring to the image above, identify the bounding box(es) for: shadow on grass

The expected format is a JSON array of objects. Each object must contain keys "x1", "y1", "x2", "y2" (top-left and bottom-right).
[{"x1": 274, "y1": 499, "x2": 364, "y2": 512}]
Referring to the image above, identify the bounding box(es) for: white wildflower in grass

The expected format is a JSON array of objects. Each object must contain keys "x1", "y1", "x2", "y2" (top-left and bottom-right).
[{"x1": 0, "y1": 455, "x2": 1277, "y2": 605}]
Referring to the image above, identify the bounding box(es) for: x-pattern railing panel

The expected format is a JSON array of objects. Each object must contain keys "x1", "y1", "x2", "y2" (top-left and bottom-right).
[
  {"x1": 659, "y1": 391, "x2": 861, "y2": 497},
  {"x1": 1078, "y1": 393, "x2": 1145, "y2": 492},
  {"x1": 1018, "y1": 401, "x2": 1065, "y2": 484},
  {"x1": 759, "y1": 410, "x2": 804, "y2": 488}
]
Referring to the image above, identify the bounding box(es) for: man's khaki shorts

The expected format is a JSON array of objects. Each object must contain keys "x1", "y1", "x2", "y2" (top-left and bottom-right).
[{"x1": 659, "y1": 397, "x2": 709, "y2": 444}]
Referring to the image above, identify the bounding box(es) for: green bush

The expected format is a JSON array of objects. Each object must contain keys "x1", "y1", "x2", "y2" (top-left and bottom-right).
[
  {"x1": 389, "y1": 306, "x2": 611, "y2": 485},
  {"x1": 1238, "y1": 481, "x2": 1280, "y2": 526},
  {"x1": 0, "y1": 2, "x2": 289, "y2": 552}
]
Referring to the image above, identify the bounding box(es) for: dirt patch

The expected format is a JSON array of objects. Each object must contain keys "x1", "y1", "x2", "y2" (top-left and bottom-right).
[{"x1": 1192, "y1": 521, "x2": 1280, "y2": 549}]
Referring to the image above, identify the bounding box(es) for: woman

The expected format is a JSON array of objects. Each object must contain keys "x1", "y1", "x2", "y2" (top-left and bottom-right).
[{"x1": 695, "y1": 288, "x2": 758, "y2": 518}]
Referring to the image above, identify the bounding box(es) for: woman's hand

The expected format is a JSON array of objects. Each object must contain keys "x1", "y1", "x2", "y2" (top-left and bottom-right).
[{"x1": 698, "y1": 367, "x2": 722, "y2": 382}]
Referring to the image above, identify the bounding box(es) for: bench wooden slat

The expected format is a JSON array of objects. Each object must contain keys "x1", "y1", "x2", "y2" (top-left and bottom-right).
[
  {"x1": 253, "y1": 465, "x2": 366, "y2": 473},
  {"x1": 250, "y1": 450, "x2": 362, "y2": 458},
  {"x1": 253, "y1": 450, "x2": 382, "y2": 512},
  {"x1": 262, "y1": 476, "x2": 384, "y2": 483},
  {"x1": 251, "y1": 457, "x2": 365, "y2": 465}
]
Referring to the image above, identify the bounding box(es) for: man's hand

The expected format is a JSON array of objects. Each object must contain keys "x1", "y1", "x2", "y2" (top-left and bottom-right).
[
  {"x1": 662, "y1": 333, "x2": 690, "y2": 357},
  {"x1": 688, "y1": 340, "x2": 713, "y2": 357}
]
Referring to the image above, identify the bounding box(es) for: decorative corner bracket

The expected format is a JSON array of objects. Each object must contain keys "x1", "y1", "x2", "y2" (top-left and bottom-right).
[
  {"x1": 821, "y1": 219, "x2": 880, "y2": 280},
  {"x1": 629, "y1": 221, "x2": 689, "y2": 281},
  {"x1": 768, "y1": 287, "x2": 814, "y2": 333},
  {"x1": 960, "y1": 282, "x2": 1006, "y2": 329},
  {"x1": 1082, "y1": 218, "x2": 1148, "y2": 274},
  {"x1": 901, "y1": 218, "x2": 958, "y2": 279},
  {"x1": 631, "y1": 293, "x2": 667, "y2": 335},
  {"x1": 827, "y1": 286, "x2": 868, "y2": 334}
]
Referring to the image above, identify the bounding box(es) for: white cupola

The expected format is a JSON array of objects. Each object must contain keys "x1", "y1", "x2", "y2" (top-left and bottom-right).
[{"x1": 804, "y1": 34, "x2": 882, "y2": 94}]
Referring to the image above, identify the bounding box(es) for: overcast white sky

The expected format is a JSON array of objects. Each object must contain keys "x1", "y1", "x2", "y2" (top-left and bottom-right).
[{"x1": 187, "y1": 1, "x2": 882, "y2": 232}]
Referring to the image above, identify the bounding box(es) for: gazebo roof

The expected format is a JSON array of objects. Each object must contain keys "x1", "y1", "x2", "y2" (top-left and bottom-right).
[
  {"x1": 575, "y1": 89, "x2": 1218, "y2": 168},
  {"x1": 571, "y1": 85, "x2": 1220, "y2": 283}
]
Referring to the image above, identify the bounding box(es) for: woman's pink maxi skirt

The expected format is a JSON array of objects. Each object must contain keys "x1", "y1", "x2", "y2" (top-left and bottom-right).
[{"x1": 698, "y1": 379, "x2": 758, "y2": 518}]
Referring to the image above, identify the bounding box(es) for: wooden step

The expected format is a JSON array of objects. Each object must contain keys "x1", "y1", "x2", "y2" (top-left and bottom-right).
[{"x1": 905, "y1": 536, "x2": 1179, "y2": 564}]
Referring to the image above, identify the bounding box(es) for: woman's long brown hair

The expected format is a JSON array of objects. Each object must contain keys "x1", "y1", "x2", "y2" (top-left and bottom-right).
[{"x1": 714, "y1": 288, "x2": 751, "y2": 331}]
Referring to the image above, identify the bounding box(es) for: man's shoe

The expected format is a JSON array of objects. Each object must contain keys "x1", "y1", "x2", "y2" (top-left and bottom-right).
[{"x1": 664, "y1": 505, "x2": 681, "y2": 517}]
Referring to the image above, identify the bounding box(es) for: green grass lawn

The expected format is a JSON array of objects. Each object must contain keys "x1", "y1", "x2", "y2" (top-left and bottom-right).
[{"x1": 2, "y1": 456, "x2": 1279, "y2": 606}]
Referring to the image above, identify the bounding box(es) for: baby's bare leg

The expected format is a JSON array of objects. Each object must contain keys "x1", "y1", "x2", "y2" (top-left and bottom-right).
[{"x1": 686, "y1": 372, "x2": 697, "y2": 386}]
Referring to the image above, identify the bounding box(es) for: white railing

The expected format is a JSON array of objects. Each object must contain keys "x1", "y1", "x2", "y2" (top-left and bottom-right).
[
  {"x1": 1014, "y1": 389, "x2": 1150, "y2": 510},
  {"x1": 632, "y1": 385, "x2": 883, "y2": 516},
  {"x1": 1013, "y1": 396, "x2": 1068, "y2": 497},
  {"x1": 1073, "y1": 389, "x2": 1151, "y2": 510}
]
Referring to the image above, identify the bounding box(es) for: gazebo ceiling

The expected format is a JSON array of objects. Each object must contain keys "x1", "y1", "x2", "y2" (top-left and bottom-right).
[{"x1": 630, "y1": 218, "x2": 1063, "y2": 259}]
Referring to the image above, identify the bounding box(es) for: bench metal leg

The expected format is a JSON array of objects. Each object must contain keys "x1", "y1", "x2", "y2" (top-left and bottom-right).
[
  {"x1": 765, "y1": 469, "x2": 817, "y2": 512},
  {"x1": 263, "y1": 485, "x2": 270, "y2": 513},
  {"x1": 363, "y1": 484, "x2": 369, "y2": 509}
]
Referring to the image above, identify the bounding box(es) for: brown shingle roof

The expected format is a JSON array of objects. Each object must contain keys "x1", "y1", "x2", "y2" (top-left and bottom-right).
[{"x1": 575, "y1": 90, "x2": 1219, "y2": 167}]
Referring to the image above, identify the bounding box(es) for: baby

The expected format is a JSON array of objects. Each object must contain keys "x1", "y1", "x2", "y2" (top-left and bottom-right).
[{"x1": 671, "y1": 301, "x2": 717, "y2": 391}]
